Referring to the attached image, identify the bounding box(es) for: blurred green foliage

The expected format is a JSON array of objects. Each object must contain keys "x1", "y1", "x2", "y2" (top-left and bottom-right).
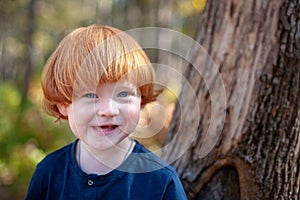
[
  {"x1": 0, "y1": 0, "x2": 205, "y2": 199},
  {"x1": 0, "y1": 80, "x2": 74, "y2": 199}
]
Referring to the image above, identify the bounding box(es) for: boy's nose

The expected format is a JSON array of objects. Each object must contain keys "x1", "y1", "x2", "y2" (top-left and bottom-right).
[{"x1": 96, "y1": 98, "x2": 119, "y2": 117}]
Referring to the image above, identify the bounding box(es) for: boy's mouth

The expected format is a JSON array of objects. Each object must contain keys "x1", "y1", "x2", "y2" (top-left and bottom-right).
[
  {"x1": 100, "y1": 125, "x2": 118, "y2": 130},
  {"x1": 93, "y1": 125, "x2": 119, "y2": 132}
]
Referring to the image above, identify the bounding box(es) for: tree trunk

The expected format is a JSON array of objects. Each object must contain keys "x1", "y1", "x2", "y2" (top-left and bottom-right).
[
  {"x1": 20, "y1": 0, "x2": 37, "y2": 108},
  {"x1": 163, "y1": 0, "x2": 300, "y2": 199}
]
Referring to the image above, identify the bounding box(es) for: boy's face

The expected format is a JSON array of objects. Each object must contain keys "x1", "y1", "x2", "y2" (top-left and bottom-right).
[{"x1": 58, "y1": 80, "x2": 141, "y2": 150}]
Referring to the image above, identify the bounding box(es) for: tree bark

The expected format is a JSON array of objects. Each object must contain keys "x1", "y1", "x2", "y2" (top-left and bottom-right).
[{"x1": 163, "y1": 0, "x2": 300, "y2": 199}]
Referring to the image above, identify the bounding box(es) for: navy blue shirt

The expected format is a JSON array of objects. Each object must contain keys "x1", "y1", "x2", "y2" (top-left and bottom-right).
[{"x1": 25, "y1": 140, "x2": 187, "y2": 200}]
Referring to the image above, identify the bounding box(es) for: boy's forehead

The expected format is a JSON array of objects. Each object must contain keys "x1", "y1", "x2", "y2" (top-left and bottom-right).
[{"x1": 98, "y1": 79, "x2": 138, "y2": 89}]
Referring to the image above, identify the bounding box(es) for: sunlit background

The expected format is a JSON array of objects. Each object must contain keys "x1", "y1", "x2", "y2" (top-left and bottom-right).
[{"x1": 0, "y1": 0, "x2": 205, "y2": 199}]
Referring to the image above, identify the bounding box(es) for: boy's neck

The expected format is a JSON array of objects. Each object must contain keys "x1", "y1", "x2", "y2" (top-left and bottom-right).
[{"x1": 77, "y1": 138, "x2": 135, "y2": 175}]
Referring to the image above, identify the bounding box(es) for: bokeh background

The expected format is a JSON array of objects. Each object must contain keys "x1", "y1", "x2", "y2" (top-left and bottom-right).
[{"x1": 0, "y1": 0, "x2": 205, "y2": 199}]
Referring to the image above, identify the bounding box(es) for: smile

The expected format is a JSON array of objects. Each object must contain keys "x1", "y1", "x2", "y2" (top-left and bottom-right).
[
  {"x1": 100, "y1": 125, "x2": 118, "y2": 130},
  {"x1": 92, "y1": 125, "x2": 119, "y2": 135}
]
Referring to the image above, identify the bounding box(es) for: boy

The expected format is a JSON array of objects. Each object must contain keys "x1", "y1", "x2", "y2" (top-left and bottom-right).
[{"x1": 25, "y1": 25, "x2": 187, "y2": 199}]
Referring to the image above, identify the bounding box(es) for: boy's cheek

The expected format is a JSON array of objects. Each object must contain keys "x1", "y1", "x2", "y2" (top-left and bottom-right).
[
  {"x1": 68, "y1": 115, "x2": 81, "y2": 138},
  {"x1": 72, "y1": 103, "x2": 94, "y2": 115},
  {"x1": 126, "y1": 107, "x2": 141, "y2": 123}
]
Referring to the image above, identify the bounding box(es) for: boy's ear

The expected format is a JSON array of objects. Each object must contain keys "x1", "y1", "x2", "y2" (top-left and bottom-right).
[{"x1": 57, "y1": 103, "x2": 68, "y2": 117}]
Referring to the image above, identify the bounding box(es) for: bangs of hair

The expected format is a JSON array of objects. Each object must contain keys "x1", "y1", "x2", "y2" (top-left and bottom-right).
[
  {"x1": 42, "y1": 25, "x2": 157, "y2": 120},
  {"x1": 73, "y1": 32, "x2": 154, "y2": 96}
]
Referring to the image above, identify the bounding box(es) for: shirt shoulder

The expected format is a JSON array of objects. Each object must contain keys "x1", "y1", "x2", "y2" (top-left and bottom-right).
[
  {"x1": 25, "y1": 141, "x2": 79, "y2": 200},
  {"x1": 120, "y1": 141, "x2": 177, "y2": 175},
  {"x1": 35, "y1": 141, "x2": 76, "y2": 173},
  {"x1": 116, "y1": 141, "x2": 187, "y2": 200}
]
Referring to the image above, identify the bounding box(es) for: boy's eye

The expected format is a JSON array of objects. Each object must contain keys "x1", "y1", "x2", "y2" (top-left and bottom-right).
[
  {"x1": 118, "y1": 91, "x2": 130, "y2": 97},
  {"x1": 84, "y1": 93, "x2": 98, "y2": 99}
]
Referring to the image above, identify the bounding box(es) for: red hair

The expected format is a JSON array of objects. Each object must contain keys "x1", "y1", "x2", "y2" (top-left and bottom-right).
[{"x1": 42, "y1": 25, "x2": 159, "y2": 120}]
